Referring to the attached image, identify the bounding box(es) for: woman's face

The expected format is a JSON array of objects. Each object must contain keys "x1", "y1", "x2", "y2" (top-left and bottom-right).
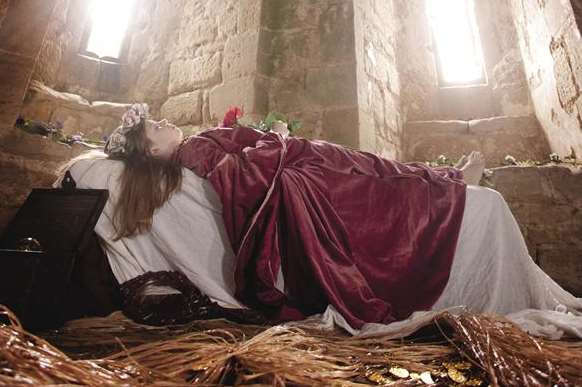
[{"x1": 144, "y1": 119, "x2": 184, "y2": 159}]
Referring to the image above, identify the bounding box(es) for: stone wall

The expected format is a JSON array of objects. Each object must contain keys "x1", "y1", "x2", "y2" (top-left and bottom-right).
[
  {"x1": 258, "y1": 0, "x2": 359, "y2": 146},
  {"x1": 30, "y1": 0, "x2": 182, "y2": 112},
  {"x1": 18, "y1": 0, "x2": 402, "y2": 151},
  {"x1": 162, "y1": 0, "x2": 263, "y2": 133},
  {"x1": 21, "y1": 81, "x2": 129, "y2": 140},
  {"x1": 396, "y1": 0, "x2": 550, "y2": 165},
  {"x1": 1, "y1": 0, "x2": 580, "y2": 295},
  {"x1": 404, "y1": 116, "x2": 550, "y2": 166},
  {"x1": 396, "y1": 0, "x2": 533, "y2": 121},
  {"x1": 354, "y1": 0, "x2": 402, "y2": 158},
  {"x1": 510, "y1": 0, "x2": 582, "y2": 158},
  {"x1": 0, "y1": 0, "x2": 9, "y2": 27},
  {"x1": 0, "y1": 0, "x2": 55, "y2": 137},
  {"x1": 0, "y1": 0, "x2": 64, "y2": 233},
  {"x1": 487, "y1": 165, "x2": 582, "y2": 296}
]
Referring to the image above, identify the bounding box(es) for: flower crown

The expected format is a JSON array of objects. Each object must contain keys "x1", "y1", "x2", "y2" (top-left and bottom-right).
[{"x1": 104, "y1": 103, "x2": 149, "y2": 156}]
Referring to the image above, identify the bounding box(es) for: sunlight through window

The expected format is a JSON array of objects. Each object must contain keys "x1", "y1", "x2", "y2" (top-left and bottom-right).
[
  {"x1": 426, "y1": 0, "x2": 485, "y2": 85},
  {"x1": 85, "y1": 0, "x2": 136, "y2": 59}
]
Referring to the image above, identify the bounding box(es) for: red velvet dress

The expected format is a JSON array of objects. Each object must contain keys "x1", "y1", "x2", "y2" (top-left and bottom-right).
[{"x1": 177, "y1": 127, "x2": 466, "y2": 328}]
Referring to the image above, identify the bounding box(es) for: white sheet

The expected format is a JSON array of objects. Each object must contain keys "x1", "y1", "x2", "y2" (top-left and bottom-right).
[
  {"x1": 323, "y1": 186, "x2": 582, "y2": 339},
  {"x1": 61, "y1": 159, "x2": 582, "y2": 339},
  {"x1": 61, "y1": 158, "x2": 243, "y2": 309}
]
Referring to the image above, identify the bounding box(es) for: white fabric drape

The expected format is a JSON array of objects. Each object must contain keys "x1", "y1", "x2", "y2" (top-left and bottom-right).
[{"x1": 62, "y1": 159, "x2": 582, "y2": 339}]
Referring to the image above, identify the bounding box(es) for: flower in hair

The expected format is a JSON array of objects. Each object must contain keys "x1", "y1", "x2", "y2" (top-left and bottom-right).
[
  {"x1": 105, "y1": 103, "x2": 149, "y2": 155},
  {"x1": 121, "y1": 103, "x2": 149, "y2": 129},
  {"x1": 105, "y1": 130, "x2": 128, "y2": 155}
]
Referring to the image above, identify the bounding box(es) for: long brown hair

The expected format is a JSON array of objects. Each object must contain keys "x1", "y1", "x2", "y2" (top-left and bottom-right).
[{"x1": 60, "y1": 121, "x2": 183, "y2": 240}]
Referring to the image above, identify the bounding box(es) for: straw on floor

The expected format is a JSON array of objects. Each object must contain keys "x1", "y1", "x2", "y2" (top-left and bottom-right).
[{"x1": 1, "y1": 304, "x2": 582, "y2": 386}]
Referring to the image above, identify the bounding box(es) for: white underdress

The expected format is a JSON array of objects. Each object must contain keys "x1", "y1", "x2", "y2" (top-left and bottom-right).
[{"x1": 62, "y1": 158, "x2": 582, "y2": 339}]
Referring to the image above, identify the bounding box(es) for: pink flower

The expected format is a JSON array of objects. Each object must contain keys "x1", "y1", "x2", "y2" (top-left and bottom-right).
[{"x1": 223, "y1": 107, "x2": 243, "y2": 127}]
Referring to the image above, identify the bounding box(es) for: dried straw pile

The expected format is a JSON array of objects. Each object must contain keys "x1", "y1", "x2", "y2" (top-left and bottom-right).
[{"x1": 1, "y1": 305, "x2": 582, "y2": 386}]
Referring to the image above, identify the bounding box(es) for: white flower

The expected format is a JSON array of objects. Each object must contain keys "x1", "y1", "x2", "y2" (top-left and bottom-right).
[
  {"x1": 271, "y1": 120, "x2": 290, "y2": 137},
  {"x1": 105, "y1": 129, "x2": 127, "y2": 155},
  {"x1": 504, "y1": 155, "x2": 517, "y2": 165},
  {"x1": 121, "y1": 103, "x2": 149, "y2": 129},
  {"x1": 436, "y1": 154, "x2": 448, "y2": 165}
]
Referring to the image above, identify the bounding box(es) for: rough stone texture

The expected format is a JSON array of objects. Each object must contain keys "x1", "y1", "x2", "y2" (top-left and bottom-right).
[
  {"x1": 0, "y1": 150, "x2": 59, "y2": 235},
  {"x1": 404, "y1": 116, "x2": 551, "y2": 166},
  {"x1": 511, "y1": 0, "x2": 582, "y2": 158},
  {"x1": 0, "y1": 0, "x2": 55, "y2": 136},
  {"x1": 393, "y1": 0, "x2": 553, "y2": 168},
  {"x1": 0, "y1": 0, "x2": 9, "y2": 28},
  {"x1": 2, "y1": 0, "x2": 581, "y2": 292},
  {"x1": 209, "y1": 77, "x2": 268, "y2": 123},
  {"x1": 161, "y1": 91, "x2": 203, "y2": 126},
  {"x1": 163, "y1": 0, "x2": 264, "y2": 123},
  {"x1": 259, "y1": 0, "x2": 361, "y2": 147},
  {"x1": 168, "y1": 54, "x2": 222, "y2": 95},
  {"x1": 33, "y1": 0, "x2": 73, "y2": 87},
  {"x1": 396, "y1": 0, "x2": 536, "y2": 121},
  {"x1": 0, "y1": 53, "x2": 36, "y2": 131},
  {"x1": 354, "y1": 0, "x2": 402, "y2": 157},
  {"x1": 487, "y1": 165, "x2": 582, "y2": 296},
  {"x1": 20, "y1": 81, "x2": 130, "y2": 140},
  {"x1": 0, "y1": 133, "x2": 88, "y2": 234},
  {"x1": 223, "y1": 32, "x2": 261, "y2": 82}
]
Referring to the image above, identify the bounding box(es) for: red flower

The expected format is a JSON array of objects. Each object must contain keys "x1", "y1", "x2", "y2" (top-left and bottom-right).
[{"x1": 222, "y1": 106, "x2": 243, "y2": 127}]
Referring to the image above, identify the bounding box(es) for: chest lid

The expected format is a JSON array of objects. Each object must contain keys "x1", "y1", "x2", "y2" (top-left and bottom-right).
[{"x1": 0, "y1": 172, "x2": 108, "y2": 255}]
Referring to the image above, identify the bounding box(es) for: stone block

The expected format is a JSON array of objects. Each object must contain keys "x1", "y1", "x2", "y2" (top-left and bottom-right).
[
  {"x1": 222, "y1": 32, "x2": 260, "y2": 81},
  {"x1": 485, "y1": 164, "x2": 582, "y2": 295},
  {"x1": 134, "y1": 59, "x2": 170, "y2": 103},
  {"x1": 305, "y1": 65, "x2": 358, "y2": 108},
  {"x1": 287, "y1": 110, "x2": 323, "y2": 140},
  {"x1": 209, "y1": 76, "x2": 268, "y2": 122},
  {"x1": 177, "y1": 16, "x2": 217, "y2": 51},
  {"x1": 262, "y1": 0, "x2": 320, "y2": 31},
  {"x1": 537, "y1": 244, "x2": 582, "y2": 295},
  {"x1": 19, "y1": 81, "x2": 128, "y2": 138},
  {"x1": 470, "y1": 116, "x2": 544, "y2": 136},
  {"x1": 436, "y1": 86, "x2": 501, "y2": 121},
  {"x1": 91, "y1": 101, "x2": 130, "y2": 118},
  {"x1": 0, "y1": 52, "x2": 35, "y2": 132},
  {"x1": 238, "y1": 0, "x2": 261, "y2": 32},
  {"x1": 161, "y1": 91, "x2": 203, "y2": 126},
  {"x1": 0, "y1": 0, "x2": 55, "y2": 56},
  {"x1": 0, "y1": 131, "x2": 84, "y2": 162},
  {"x1": 218, "y1": 2, "x2": 238, "y2": 38},
  {"x1": 550, "y1": 37, "x2": 579, "y2": 112},
  {"x1": 403, "y1": 116, "x2": 551, "y2": 166},
  {"x1": 168, "y1": 53, "x2": 222, "y2": 95},
  {"x1": 260, "y1": 30, "x2": 320, "y2": 77},
  {"x1": 495, "y1": 84, "x2": 534, "y2": 116},
  {"x1": 268, "y1": 77, "x2": 307, "y2": 112},
  {"x1": 319, "y1": 2, "x2": 355, "y2": 62},
  {"x1": 322, "y1": 107, "x2": 359, "y2": 148},
  {"x1": 0, "y1": 149, "x2": 64, "y2": 233},
  {"x1": 59, "y1": 54, "x2": 100, "y2": 94}
]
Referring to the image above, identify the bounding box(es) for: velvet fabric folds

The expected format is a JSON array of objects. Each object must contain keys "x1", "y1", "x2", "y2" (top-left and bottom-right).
[{"x1": 177, "y1": 127, "x2": 466, "y2": 328}]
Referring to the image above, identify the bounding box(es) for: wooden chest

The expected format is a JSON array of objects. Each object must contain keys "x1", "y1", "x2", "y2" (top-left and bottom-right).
[{"x1": 0, "y1": 173, "x2": 111, "y2": 330}]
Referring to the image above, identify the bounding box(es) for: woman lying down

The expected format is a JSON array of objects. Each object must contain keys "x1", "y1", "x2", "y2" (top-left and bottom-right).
[{"x1": 58, "y1": 104, "x2": 582, "y2": 339}]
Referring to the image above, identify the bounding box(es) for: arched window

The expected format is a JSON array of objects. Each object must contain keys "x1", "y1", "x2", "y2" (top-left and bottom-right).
[
  {"x1": 82, "y1": 0, "x2": 136, "y2": 61},
  {"x1": 426, "y1": 0, "x2": 486, "y2": 87}
]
